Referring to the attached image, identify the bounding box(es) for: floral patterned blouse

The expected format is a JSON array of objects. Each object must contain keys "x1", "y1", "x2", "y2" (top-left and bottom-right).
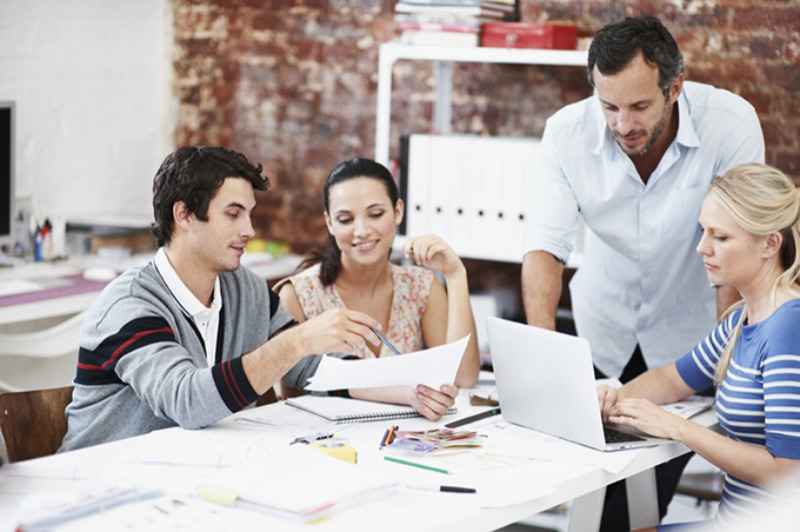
[{"x1": 282, "y1": 263, "x2": 434, "y2": 356}]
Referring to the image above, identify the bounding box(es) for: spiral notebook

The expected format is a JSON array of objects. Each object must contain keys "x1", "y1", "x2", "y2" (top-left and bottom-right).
[{"x1": 286, "y1": 395, "x2": 457, "y2": 423}]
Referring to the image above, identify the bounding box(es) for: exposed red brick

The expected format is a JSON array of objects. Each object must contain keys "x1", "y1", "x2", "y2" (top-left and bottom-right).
[
  {"x1": 370, "y1": 17, "x2": 394, "y2": 42},
  {"x1": 688, "y1": 60, "x2": 760, "y2": 89},
  {"x1": 772, "y1": 93, "x2": 800, "y2": 120},
  {"x1": 739, "y1": 90, "x2": 772, "y2": 115},
  {"x1": 761, "y1": 120, "x2": 794, "y2": 148},
  {"x1": 731, "y1": 6, "x2": 800, "y2": 32},
  {"x1": 774, "y1": 151, "x2": 800, "y2": 179},
  {"x1": 664, "y1": 5, "x2": 727, "y2": 28},
  {"x1": 674, "y1": 32, "x2": 708, "y2": 58},
  {"x1": 788, "y1": 39, "x2": 800, "y2": 61},
  {"x1": 251, "y1": 13, "x2": 282, "y2": 31},
  {"x1": 763, "y1": 63, "x2": 800, "y2": 92},
  {"x1": 747, "y1": 35, "x2": 786, "y2": 59},
  {"x1": 171, "y1": 0, "x2": 800, "y2": 277}
]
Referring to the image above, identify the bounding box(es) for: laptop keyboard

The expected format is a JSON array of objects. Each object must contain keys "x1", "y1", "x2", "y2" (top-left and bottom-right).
[{"x1": 603, "y1": 425, "x2": 646, "y2": 444}]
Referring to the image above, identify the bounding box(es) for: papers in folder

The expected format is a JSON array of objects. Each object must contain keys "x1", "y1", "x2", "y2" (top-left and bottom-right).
[{"x1": 305, "y1": 334, "x2": 469, "y2": 392}]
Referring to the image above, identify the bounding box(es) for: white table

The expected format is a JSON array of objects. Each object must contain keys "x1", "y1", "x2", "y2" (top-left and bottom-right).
[{"x1": 0, "y1": 388, "x2": 711, "y2": 532}]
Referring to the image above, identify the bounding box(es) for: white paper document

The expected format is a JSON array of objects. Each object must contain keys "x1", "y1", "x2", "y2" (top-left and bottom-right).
[{"x1": 304, "y1": 335, "x2": 470, "y2": 391}]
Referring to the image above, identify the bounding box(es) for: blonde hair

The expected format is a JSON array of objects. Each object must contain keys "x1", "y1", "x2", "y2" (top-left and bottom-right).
[{"x1": 710, "y1": 163, "x2": 800, "y2": 383}]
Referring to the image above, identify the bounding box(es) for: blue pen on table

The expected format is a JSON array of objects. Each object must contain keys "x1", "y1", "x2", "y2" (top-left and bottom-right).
[
  {"x1": 371, "y1": 327, "x2": 401, "y2": 355},
  {"x1": 379, "y1": 428, "x2": 390, "y2": 448}
]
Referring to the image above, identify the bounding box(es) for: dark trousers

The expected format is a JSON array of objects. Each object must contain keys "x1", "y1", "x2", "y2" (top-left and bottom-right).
[{"x1": 593, "y1": 346, "x2": 694, "y2": 532}]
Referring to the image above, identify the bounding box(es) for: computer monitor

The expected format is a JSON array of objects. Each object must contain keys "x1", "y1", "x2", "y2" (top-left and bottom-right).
[{"x1": 0, "y1": 101, "x2": 14, "y2": 255}]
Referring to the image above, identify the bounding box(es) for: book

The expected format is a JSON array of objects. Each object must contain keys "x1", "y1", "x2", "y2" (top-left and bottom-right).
[
  {"x1": 396, "y1": 20, "x2": 481, "y2": 33},
  {"x1": 286, "y1": 395, "x2": 458, "y2": 423},
  {"x1": 398, "y1": 0, "x2": 483, "y2": 5},
  {"x1": 394, "y1": 2, "x2": 516, "y2": 20},
  {"x1": 400, "y1": 29, "x2": 480, "y2": 47}
]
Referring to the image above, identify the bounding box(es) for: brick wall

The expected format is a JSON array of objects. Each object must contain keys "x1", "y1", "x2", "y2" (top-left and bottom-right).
[{"x1": 172, "y1": 0, "x2": 799, "y2": 314}]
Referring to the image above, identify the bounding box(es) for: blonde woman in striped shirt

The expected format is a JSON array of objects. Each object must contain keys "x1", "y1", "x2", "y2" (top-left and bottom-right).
[{"x1": 597, "y1": 163, "x2": 800, "y2": 531}]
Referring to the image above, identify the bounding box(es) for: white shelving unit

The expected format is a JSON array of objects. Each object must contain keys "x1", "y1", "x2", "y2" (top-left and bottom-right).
[
  {"x1": 374, "y1": 43, "x2": 590, "y2": 267},
  {"x1": 374, "y1": 42, "x2": 588, "y2": 166}
]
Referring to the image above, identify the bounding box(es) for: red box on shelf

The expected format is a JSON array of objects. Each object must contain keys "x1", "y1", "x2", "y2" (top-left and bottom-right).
[{"x1": 481, "y1": 22, "x2": 578, "y2": 50}]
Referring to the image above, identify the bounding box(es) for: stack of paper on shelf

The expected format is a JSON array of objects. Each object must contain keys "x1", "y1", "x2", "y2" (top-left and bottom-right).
[{"x1": 394, "y1": 0, "x2": 519, "y2": 47}]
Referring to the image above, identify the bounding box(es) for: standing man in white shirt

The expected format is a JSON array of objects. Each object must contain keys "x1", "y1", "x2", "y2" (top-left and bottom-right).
[{"x1": 521, "y1": 16, "x2": 764, "y2": 530}]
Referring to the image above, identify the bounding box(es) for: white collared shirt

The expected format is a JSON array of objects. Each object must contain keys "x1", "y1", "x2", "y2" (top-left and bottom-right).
[
  {"x1": 154, "y1": 247, "x2": 222, "y2": 366},
  {"x1": 524, "y1": 81, "x2": 764, "y2": 377}
]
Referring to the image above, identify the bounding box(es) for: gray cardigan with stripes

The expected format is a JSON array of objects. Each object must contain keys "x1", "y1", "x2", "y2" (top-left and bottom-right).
[{"x1": 60, "y1": 258, "x2": 320, "y2": 452}]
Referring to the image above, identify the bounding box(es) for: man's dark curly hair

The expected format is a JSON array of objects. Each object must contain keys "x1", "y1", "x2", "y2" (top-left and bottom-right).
[
  {"x1": 151, "y1": 146, "x2": 269, "y2": 247},
  {"x1": 587, "y1": 16, "x2": 684, "y2": 98}
]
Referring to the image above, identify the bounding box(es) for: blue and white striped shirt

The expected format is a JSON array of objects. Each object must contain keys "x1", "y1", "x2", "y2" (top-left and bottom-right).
[{"x1": 676, "y1": 299, "x2": 800, "y2": 527}]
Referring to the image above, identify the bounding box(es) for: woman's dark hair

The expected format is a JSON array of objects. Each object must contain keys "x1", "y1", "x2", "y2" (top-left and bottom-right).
[
  {"x1": 301, "y1": 158, "x2": 398, "y2": 286},
  {"x1": 151, "y1": 146, "x2": 268, "y2": 247},
  {"x1": 587, "y1": 16, "x2": 684, "y2": 98}
]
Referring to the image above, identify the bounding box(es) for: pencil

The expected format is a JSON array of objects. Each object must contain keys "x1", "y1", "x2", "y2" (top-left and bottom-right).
[
  {"x1": 370, "y1": 327, "x2": 401, "y2": 355},
  {"x1": 383, "y1": 455, "x2": 452, "y2": 475}
]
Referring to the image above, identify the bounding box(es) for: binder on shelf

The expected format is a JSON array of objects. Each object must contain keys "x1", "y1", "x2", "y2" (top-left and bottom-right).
[
  {"x1": 400, "y1": 134, "x2": 539, "y2": 263},
  {"x1": 286, "y1": 395, "x2": 457, "y2": 423}
]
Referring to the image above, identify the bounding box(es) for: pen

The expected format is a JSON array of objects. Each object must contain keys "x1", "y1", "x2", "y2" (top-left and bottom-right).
[
  {"x1": 444, "y1": 407, "x2": 501, "y2": 429},
  {"x1": 383, "y1": 455, "x2": 452, "y2": 475},
  {"x1": 380, "y1": 425, "x2": 398, "y2": 448},
  {"x1": 406, "y1": 484, "x2": 477, "y2": 494},
  {"x1": 291, "y1": 431, "x2": 335, "y2": 445},
  {"x1": 16, "y1": 487, "x2": 163, "y2": 532},
  {"x1": 370, "y1": 327, "x2": 401, "y2": 355}
]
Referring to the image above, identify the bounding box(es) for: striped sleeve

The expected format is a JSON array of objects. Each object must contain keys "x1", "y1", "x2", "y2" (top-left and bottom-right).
[
  {"x1": 211, "y1": 357, "x2": 259, "y2": 412},
  {"x1": 763, "y1": 352, "x2": 800, "y2": 458},
  {"x1": 675, "y1": 310, "x2": 738, "y2": 391},
  {"x1": 76, "y1": 317, "x2": 176, "y2": 385}
]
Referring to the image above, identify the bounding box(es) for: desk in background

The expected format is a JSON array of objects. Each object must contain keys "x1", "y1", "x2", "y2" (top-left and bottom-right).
[
  {"x1": 0, "y1": 386, "x2": 713, "y2": 532},
  {"x1": 0, "y1": 252, "x2": 303, "y2": 328},
  {"x1": 0, "y1": 253, "x2": 303, "y2": 391}
]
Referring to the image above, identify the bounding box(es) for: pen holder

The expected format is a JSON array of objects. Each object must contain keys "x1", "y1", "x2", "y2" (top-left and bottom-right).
[{"x1": 310, "y1": 440, "x2": 358, "y2": 464}]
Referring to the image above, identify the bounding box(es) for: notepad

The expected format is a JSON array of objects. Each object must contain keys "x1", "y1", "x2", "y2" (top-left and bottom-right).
[
  {"x1": 286, "y1": 395, "x2": 457, "y2": 423},
  {"x1": 196, "y1": 445, "x2": 398, "y2": 523}
]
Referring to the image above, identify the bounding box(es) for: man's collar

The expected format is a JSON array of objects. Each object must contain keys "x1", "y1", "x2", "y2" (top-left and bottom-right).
[
  {"x1": 154, "y1": 247, "x2": 222, "y2": 317},
  {"x1": 673, "y1": 88, "x2": 700, "y2": 149}
]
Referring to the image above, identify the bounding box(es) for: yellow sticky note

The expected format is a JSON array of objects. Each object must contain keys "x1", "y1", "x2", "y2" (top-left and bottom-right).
[{"x1": 196, "y1": 484, "x2": 239, "y2": 506}]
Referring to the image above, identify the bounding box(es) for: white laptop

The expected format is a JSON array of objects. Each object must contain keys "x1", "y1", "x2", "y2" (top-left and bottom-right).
[{"x1": 486, "y1": 316, "x2": 669, "y2": 451}]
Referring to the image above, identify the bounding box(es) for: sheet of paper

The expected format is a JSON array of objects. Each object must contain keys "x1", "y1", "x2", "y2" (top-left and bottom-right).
[
  {"x1": 304, "y1": 335, "x2": 470, "y2": 391},
  {"x1": 473, "y1": 416, "x2": 643, "y2": 474}
]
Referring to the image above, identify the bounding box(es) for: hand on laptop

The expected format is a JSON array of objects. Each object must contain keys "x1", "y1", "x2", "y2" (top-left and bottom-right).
[
  {"x1": 604, "y1": 397, "x2": 686, "y2": 441},
  {"x1": 597, "y1": 384, "x2": 619, "y2": 420}
]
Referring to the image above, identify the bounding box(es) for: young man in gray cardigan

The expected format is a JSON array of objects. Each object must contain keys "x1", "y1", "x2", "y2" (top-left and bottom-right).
[{"x1": 60, "y1": 146, "x2": 458, "y2": 451}]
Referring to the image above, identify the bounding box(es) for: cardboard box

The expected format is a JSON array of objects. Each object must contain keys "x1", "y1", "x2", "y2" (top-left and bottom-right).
[{"x1": 481, "y1": 22, "x2": 578, "y2": 50}]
